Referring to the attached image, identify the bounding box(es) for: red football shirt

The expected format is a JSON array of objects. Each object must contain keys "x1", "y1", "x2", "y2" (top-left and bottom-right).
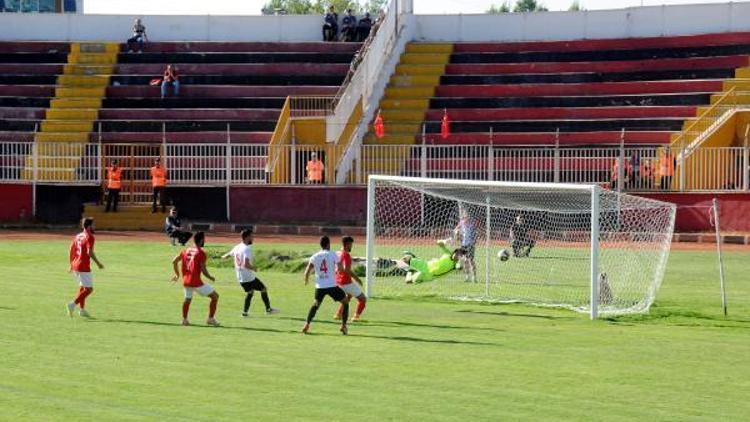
[
  {"x1": 70, "y1": 230, "x2": 95, "y2": 272},
  {"x1": 180, "y1": 247, "x2": 206, "y2": 288},
  {"x1": 335, "y1": 249, "x2": 352, "y2": 286}
]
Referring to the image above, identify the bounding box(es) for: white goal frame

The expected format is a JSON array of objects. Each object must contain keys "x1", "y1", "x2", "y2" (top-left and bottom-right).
[{"x1": 365, "y1": 175, "x2": 673, "y2": 320}]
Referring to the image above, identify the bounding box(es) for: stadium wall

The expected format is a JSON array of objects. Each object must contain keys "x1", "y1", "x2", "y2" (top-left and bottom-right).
[
  {"x1": 641, "y1": 193, "x2": 750, "y2": 233},
  {"x1": 35, "y1": 185, "x2": 101, "y2": 224},
  {"x1": 1, "y1": 2, "x2": 749, "y2": 42},
  {"x1": 230, "y1": 186, "x2": 366, "y2": 226},
  {"x1": 0, "y1": 184, "x2": 32, "y2": 222}
]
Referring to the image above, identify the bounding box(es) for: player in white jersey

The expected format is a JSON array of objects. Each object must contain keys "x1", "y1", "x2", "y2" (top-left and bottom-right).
[
  {"x1": 302, "y1": 236, "x2": 349, "y2": 335},
  {"x1": 221, "y1": 229, "x2": 279, "y2": 317}
]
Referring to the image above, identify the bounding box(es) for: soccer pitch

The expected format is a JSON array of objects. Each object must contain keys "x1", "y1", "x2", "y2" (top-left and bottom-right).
[{"x1": 1, "y1": 236, "x2": 749, "y2": 420}]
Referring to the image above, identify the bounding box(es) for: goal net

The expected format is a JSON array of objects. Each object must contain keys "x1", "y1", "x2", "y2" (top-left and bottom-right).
[{"x1": 366, "y1": 175, "x2": 676, "y2": 317}]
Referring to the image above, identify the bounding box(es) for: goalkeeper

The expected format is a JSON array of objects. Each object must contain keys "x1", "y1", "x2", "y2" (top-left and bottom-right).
[{"x1": 398, "y1": 240, "x2": 466, "y2": 284}]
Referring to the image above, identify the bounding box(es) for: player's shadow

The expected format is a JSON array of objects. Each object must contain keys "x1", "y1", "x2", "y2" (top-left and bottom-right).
[
  {"x1": 362, "y1": 319, "x2": 506, "y2": 333},
  {"x1": 0, "y1": 306, "x2": 15, "y2": 311},
  {"x1": 86, "y1": 318, "x2": 300, "y2": 334},
  {"x1": 457, "y1": 309, "x2": 574, "y2": 320}
]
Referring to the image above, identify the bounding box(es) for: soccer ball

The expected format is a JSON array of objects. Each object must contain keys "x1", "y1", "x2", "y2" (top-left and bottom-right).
[{"x1": 497, "y1": 249, "x2": 510, "y2": 262}]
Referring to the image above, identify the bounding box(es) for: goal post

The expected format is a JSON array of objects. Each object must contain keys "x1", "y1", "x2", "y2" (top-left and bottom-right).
[{"x1": 365, "y1": 175, "x2": 677, "y2": 317}]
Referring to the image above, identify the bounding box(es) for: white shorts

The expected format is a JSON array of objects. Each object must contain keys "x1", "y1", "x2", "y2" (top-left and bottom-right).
[
  {"x1": 74, "y1": 272, "x2": 93, "y2": 288},
  {"x1": 339, "y1": 282, "x2": 363, "y2": 297},
  {"x1": 184, "y1": 284, "x2": 215, "y2": 299}
]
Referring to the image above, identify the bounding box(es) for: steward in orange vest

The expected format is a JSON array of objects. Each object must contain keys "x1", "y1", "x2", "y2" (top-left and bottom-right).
[
  {"x1": 306, "y1": 152, "x2": 324, "y2": 184},
  {"x1": 659, "y1": 148, "x2": 675, "y2": 190},
  {"x1": 150, "y1": 157, "x2": 168, "y2": 213},
  {"x1": 105, "y1": 160, "x2": 122, "y2": 213}
]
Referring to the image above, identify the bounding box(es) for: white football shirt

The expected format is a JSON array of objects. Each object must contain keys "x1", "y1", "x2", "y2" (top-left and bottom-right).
[
  {"x1": 230, "y1": 242, "x2": 256, "y2": 283},
  {"x1": 309, "y1": 249, "x2": 339, "y2": 289}
]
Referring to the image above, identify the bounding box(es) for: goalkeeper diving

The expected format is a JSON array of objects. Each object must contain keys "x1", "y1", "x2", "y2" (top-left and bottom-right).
[{"x1": 397, "y1": 240, "x2": 466, "y2": 284}]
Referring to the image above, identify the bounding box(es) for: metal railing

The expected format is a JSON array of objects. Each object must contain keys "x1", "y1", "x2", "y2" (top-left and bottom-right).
[
  {"x1": 2, "y1": 141, "x2": 747, "y2": 192},
  {"x1": 671, "y1": 87, "x2": 739, "y2": 151}
]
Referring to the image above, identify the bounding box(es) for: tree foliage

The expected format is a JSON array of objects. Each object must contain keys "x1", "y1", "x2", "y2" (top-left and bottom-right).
[
  {"x1": 512, "y1": 0, "x2": 548, "y2": 12},
  {"x1": 568, "y1": 0, "x2": 584, "y2": 11},
  {"x1": 487, "y1": 2, "x2": 511, "y2": 14}
]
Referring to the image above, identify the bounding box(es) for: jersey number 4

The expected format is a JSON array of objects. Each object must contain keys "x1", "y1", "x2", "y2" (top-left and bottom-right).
[{"x1": 320, "y1": 260, "x2": 328, "y2": 275}]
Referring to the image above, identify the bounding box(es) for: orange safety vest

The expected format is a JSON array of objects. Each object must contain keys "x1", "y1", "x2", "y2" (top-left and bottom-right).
[
  {"x1": 660, "y1": 152, "x2": 675, "y2": 177},
  {"x1": 307, "y1": 159, "x2": 324, "y2": 182},
  {"x1": 107, "y1": 166, "x2": 122, "y2": 190},
  {"x1": 151, "y1": 165, "x2": 167, "y2": 187},
  {"x1": 611, "y1": 160, "x2": 619, "y2": 179}
]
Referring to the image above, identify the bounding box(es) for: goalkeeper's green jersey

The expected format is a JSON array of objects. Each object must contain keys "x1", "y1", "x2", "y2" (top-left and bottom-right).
[{"x1": 408, "y1": 244, "x2": 456, "y2": 283}]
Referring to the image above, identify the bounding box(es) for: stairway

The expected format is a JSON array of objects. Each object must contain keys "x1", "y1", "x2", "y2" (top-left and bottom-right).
[
  {"x1": 83, "y1": 204, "x2": 167, "y2": 231},
  {"x1": 360, "y1": 43, "x2": 453, "y2": 175},
  {"x1": 25, "y1": 42, "x2": 118, "y2": 181}
]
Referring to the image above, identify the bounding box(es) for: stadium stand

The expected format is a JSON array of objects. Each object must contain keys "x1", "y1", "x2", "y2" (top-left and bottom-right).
[{"x1": 368, "y1": 32, "x2": 750, "y2": 146}]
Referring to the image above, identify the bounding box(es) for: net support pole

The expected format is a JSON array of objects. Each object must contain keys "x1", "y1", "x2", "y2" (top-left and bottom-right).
[
  {"x1": 485, "y1": 196, "x2": 491, "y2": 297},
  {"x1": 365, "y1": 176, "x2": 376, "y2": 298},
  {"x1": 590, "y1": 185, "x2": 600, "y2": 320},
  {"x1": 713, "y1": 198, "x2": 728, "y2": 316}
]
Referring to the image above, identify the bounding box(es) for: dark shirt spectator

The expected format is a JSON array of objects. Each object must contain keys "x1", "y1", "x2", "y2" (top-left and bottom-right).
[
  {"x1": 127, "y1": 18, "x2": 148, "y2": 53},
  {"x1": 341, "y1": 9, "x2": 357, "y2": 42},
  {"x1": 323, "y1": 6, "x2": 338, "y2": 42},
  {"x1": 165, "y1": 208, "x2": 192, "y2": 246},
  {"x1": 357, "y1": 12, "x2": 373, "y2": 41},
  {"x1": 161, "y1": 64, "x2": 180, "y2": 99}
]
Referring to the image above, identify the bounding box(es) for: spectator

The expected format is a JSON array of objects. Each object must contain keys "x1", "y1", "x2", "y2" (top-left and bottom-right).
[
  {"x1": 161, "y1": 64, "x2": 180, "y2": 99},
  {"x1": 105, "y1": 159, "x2": 122, "y2": 213},
  {"x1": 322, "y1": 6, "x2": 338, "y2": 42},
  {"x1": 629, "y1": 152, "x2": 641, "y2": 190},
  {"x1": 659, "y1": 147, "x2": 675, "y2": 190},
  {"x1": 610, "y1": 158, "x2": 620, "y2": 191},
  {"x1": 165, "y1": 208, "x2": 192, "y2": 246},
  {"x1": 150, "y1": 157, "x2": 167, "y2": 213},
  {"x1": 306, "y1": 152, "x2": 324, "y2": 184},
  {"x1": 641, "y1": 158, "x2": 654, "y2": 190},
  {"x1": 357, "y1": 12, "x2": 373, "y2": 41},
  {"x1": 341, "y1": 9, "x2": 357, "y2": 42},
  {"x1": 127, "y1": 18, "x2": 148, "y2": 53}
]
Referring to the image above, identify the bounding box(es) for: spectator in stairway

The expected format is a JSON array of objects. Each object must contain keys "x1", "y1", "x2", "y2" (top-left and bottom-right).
[
  {"x1": 105, "y1": 159, "x2": 122, "y2": 213},
  {"x1": 322, "y1": 6, "x2": 339, "y2": 42},
  {"x1": 357, "y1": 12, "x2": 373, "y2": 41},
  {"x1": 306, "y1": 152, "x2": 324, "y2": 184},
  {"x1": 165, "y1": 207, "x2": 192, "y2": 246},
  {"x1": 659, "y1": 147, "x2": 676, "y2": 190},
  {"x1": 640, "y1": 158, "x2": 655, "y2": 190},
  {"x1": 341, "y1": 9, "x2": 357, "y2": 42},
  {"x1": 151, "y1": 157, "x2": 168, "y2": 213},
  {"x1": 161, "y1": 64, "x2": 180, "y2": 99},
  {"x1": 126, "y1": 18, "x2": 148, "y2": 53}
]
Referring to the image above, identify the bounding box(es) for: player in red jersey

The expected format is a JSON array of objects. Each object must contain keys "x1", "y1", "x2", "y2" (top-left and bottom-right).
[
  {"x1": 170, "y1": 231, "x2": 220, "y2": 326},
  {"x1": 66, "y1": 217, "x2": 104, "y2": 317},
  {"x1": 334, "y1": 236, "x2": 367, "y2": 322}
]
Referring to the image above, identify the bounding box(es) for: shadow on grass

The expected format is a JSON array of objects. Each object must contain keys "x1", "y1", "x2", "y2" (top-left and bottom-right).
[
  {"x1": 604, "y1": 307, "x2": 750, "y2": 329},
  {"x1": 456, "y1": 309, "x2": 574, "y2": 320},
  {"x1": 278, "y1": 316, "x2": 502, "y2": 346},
  {"x1": 0, "y1": 306, "x2": 15, "y2": 311},
  {"x1": 85, "y1": 318, "x2": 298, "y2": 334}
]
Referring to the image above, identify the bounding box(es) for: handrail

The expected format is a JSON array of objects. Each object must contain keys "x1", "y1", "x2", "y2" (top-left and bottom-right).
[{"x1": 671, "y1": 86, "x2": 737, "y2": 151}]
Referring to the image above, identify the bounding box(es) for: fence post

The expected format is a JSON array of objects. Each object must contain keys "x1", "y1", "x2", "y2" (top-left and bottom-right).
[
  {"x1": 420, "y1": 124, "x2": 427, "y2": 178},
  {"x1": 617, "y1": 129, "x2": 625, "y2": 194},
  {"x1": 225, "y1": 139, "x2": 231, "y2": 222},
  {"x1": 743, "y1": 124, "x2": 749, "y2": 192},
  {"x1": 554, "y1": 128, "x2": 560, "y2": 183},
  {"x1": 32, "y1": 138, "x2": 38, "y2": 219},
  {"x1": 290, "y1": 126, "x2": 297, "y2": 185},
  {"x1": 487, "y1": 127, "x2": 494, "y2": 181},
  {"x1": 679, "y1": 145, "x2": 686, "y2": 192}
]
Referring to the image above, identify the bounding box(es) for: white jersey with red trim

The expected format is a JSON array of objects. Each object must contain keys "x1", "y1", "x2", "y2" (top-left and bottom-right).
[{"x1": 309, "y1": 250, "x2": 339, "y2": 289}]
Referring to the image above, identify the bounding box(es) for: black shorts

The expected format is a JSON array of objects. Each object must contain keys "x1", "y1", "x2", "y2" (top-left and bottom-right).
[
  {"x1": 314, "y1": 287, "x2": 346, "y2": 302},
  {"x1": 462, "y1": 244, "x2": 476, "y2": 259},
  {"x1": 240, "y1": 278, "x2": 266, "y2": 292}
]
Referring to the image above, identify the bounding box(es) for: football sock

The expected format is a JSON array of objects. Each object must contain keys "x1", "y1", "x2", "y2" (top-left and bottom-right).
[
  {"x1": 209, "y1": 297, "x2": 218, "y2": 318},
  {"x1": 182, "y1": 301, "x2": 191, "y2": 319},
  {"x1": 74, "y1": 287, "x2": 93, "y2": 309},
  {"x1": 261, "y1": 292, "x2": 271, "y2": 311},
  {"x1": 341, "y1": 302, "x2": 349, "y2": 324},
  {"x1": 355, "y1": 299, "x2": 366, "y2": 317},
  {"x1": 306, "y1": 303, "x2": 319, "y2": 323},
  {"x1": 243, "y1": 292, "x2": 253, "y2": 313}
]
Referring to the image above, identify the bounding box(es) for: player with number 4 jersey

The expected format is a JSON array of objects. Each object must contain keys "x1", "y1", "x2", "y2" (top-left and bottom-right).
[{"x1": 302, "y1": 236, "x2": 349, "y2": 335}]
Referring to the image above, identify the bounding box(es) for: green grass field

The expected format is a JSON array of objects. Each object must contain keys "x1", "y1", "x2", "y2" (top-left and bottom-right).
[{"x1": 1, "y1": 237, "x2": 749, "y2": 421}]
